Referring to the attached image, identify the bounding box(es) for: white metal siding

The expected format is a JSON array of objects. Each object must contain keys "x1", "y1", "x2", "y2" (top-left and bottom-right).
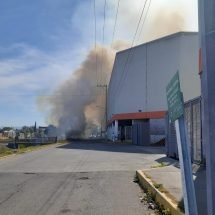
[{"x1": 108, "y1": 32, "x2": 200, "y2": 120}]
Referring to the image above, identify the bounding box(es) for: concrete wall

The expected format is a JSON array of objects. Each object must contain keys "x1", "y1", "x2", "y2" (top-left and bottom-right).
[{"x1": 108, "y1": 32, "x2": 200, "y2": 120}]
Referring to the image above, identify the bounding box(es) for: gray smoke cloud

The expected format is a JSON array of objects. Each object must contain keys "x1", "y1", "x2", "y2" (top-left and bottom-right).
[
  {"x1": 143, "y1": 9, "x2": 186, "y2": 43},
  {"x1": 42, "y1": 42, "x2": 129, "y2": 137}
]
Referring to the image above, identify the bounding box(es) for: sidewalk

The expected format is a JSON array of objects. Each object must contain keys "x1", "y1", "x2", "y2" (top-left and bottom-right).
[{"x1": 136, "y1": 156, "x2": 207, "y2": 215}]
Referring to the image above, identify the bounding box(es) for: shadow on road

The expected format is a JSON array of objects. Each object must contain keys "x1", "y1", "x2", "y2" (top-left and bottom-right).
[
  {"x1": 155, "y1": 156, "x2": 180, "y2": 168},
  {"x1": 57, "y1": 141, "x2": 166, "y2": 155}
]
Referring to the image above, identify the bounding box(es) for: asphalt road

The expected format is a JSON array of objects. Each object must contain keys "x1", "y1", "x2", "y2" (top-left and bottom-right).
[{"x1": 0, "y1": 142, "x2": 165, "y2": 215}]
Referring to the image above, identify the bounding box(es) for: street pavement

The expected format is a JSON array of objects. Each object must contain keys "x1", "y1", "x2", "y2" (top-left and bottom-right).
[{"x1": 0, "y1": 141, "x2": 165, "y2": 215}]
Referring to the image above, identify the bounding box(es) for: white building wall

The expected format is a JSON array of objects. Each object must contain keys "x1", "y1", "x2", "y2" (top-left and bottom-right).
[
  {"x1": 108, "y1": 45, "x2": 147, "y2": 118},
  {"x1": 108, "y1": 32, "x2": 200, "y2": 120},
  {"x1": 147, "y1": 34, "x2": 181, "y2": 111}
]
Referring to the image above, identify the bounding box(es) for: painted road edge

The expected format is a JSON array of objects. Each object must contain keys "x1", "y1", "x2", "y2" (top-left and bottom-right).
[{"x1": 136, "y1": 170, "x2": 184, "y2": 215}]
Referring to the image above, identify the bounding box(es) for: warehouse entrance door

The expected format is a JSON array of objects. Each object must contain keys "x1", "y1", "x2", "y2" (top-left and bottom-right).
[
  {"x1": 118, "y1": 120, "x2": 132, "y2": 141},
  {"x1": 132, "y1": 119, "x2": 150, "y2": 146}
]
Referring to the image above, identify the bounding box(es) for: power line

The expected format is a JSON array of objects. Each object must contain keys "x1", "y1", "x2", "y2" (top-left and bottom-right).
[
  {"x1": 101, "y1": 0, "x2": 107, "y2": 85},
  {"x1": 111, "y1": 0, "x2": 121, "y2": 46},
  {"x1": 114, "y1": 0, "x2": 149, "y2": 99},
  {"x1": 102, "y1": 0, "x2": 107, "y2": 46},
  {"x1": 136, "y1": 0, "x2": 152, "y2": 44},
  {"x1": 130, "y1": 0, "x2": 149, "y2": 47},
  {"x1": 93, "y1": 0, "x2": 98, "y2": 86}
]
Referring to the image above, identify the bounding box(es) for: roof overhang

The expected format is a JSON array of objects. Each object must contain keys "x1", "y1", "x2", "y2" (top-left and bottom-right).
[{"x1": 108, "y1": 111, "x2": 166, "y2": 125}]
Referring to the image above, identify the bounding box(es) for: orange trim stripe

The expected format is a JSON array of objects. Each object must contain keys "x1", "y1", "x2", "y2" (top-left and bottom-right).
[{"x1": 108, "y1": 111, "x2": 166, "y2": 125}]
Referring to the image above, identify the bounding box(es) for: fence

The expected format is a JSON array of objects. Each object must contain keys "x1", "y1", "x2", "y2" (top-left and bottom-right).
[
  {"x1": 166, "y1": 97, "x2": 204, "y2": 163},
  {"x1": 7, "y1": 137, "x2": 57, "y2": 148}
]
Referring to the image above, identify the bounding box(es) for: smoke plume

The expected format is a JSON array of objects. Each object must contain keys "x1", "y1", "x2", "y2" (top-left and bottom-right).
[
  {"x1": 43, "y1": 42, "x2": 129, "y2": 137},
  {"x1": 39, "y1": 0, "x2": 196, "y2": 138},
  {"x1": 143, "y1": 9, "x2": 186, "y2": 42}
]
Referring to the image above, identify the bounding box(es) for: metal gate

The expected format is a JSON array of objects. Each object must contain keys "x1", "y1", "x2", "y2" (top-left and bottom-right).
[{"x1": 132, "y1": 120, "x2": 150, "y2": 146}]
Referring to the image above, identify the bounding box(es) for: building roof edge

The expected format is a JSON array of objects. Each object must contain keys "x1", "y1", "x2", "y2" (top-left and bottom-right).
[{"x1": 116, "y1": 31, "x2": 198, "y2": 56}]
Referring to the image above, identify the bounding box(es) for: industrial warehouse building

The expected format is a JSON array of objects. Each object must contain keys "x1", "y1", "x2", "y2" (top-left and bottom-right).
[{"x1": 107, "y1": 32, "x2": 201, "y2": 146}]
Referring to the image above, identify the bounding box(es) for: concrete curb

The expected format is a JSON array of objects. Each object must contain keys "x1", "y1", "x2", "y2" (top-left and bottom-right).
[
  {"x1": 136, "y1": 170, "x2": 184, "y2": 215},
  {"x1": 0, "y1": 142, "x2": 67, "y2": 160}
]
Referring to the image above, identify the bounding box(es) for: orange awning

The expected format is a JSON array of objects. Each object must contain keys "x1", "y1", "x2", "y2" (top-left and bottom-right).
[{"x1": 108, "y1": 111, "x2": 166, "y2": 125}]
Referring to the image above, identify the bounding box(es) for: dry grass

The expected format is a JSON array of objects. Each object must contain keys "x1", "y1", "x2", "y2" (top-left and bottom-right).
[
  {"x1": 57, "y1": 139, "x2": 68, "y2": 144},
  {"x1": 0, "y1": 145, "x2": 14, "y2": 157},
  {"x1": 0, "y1": 142, "x2": 63, "y2": 158},
  {"x1": 151, "y1": 162, "x2": 168, "y2": 168}
]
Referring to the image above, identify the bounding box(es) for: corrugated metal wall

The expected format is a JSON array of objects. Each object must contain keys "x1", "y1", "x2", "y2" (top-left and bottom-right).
[
  {"x1": 132, "y1": 120, "x2": 150, "y2": 145},
  {"x1": 166, "y1": 97, "x2": 203, "y2": 163},
  {"x1": 184, "y1": 97, "x2": 203, "y2": 163}
]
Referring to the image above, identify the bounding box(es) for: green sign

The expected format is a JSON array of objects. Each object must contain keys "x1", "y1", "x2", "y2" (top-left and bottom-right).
[{"x1": 166, "y1": 71, "x2": 184, "y2": 122}]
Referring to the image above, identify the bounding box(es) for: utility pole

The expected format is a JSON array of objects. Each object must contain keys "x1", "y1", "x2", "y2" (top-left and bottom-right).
[
  {"x1": 97, "y1": 84, "x2": 108, "y2": 141},
  {"x1": 199, "y1": 1, "x2": 215, "y2": 214}
]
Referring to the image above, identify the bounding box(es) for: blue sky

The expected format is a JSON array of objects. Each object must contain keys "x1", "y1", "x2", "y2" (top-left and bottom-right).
[
  {"x1": 0, "y1": 0, "x2": 198, "y2": 127},
  {"x1": 0, "y1": 0, "x2": 94, "y2": 127},
  {"x1": 0, "y1": 1, "x2": 80, "y2": 51}
]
